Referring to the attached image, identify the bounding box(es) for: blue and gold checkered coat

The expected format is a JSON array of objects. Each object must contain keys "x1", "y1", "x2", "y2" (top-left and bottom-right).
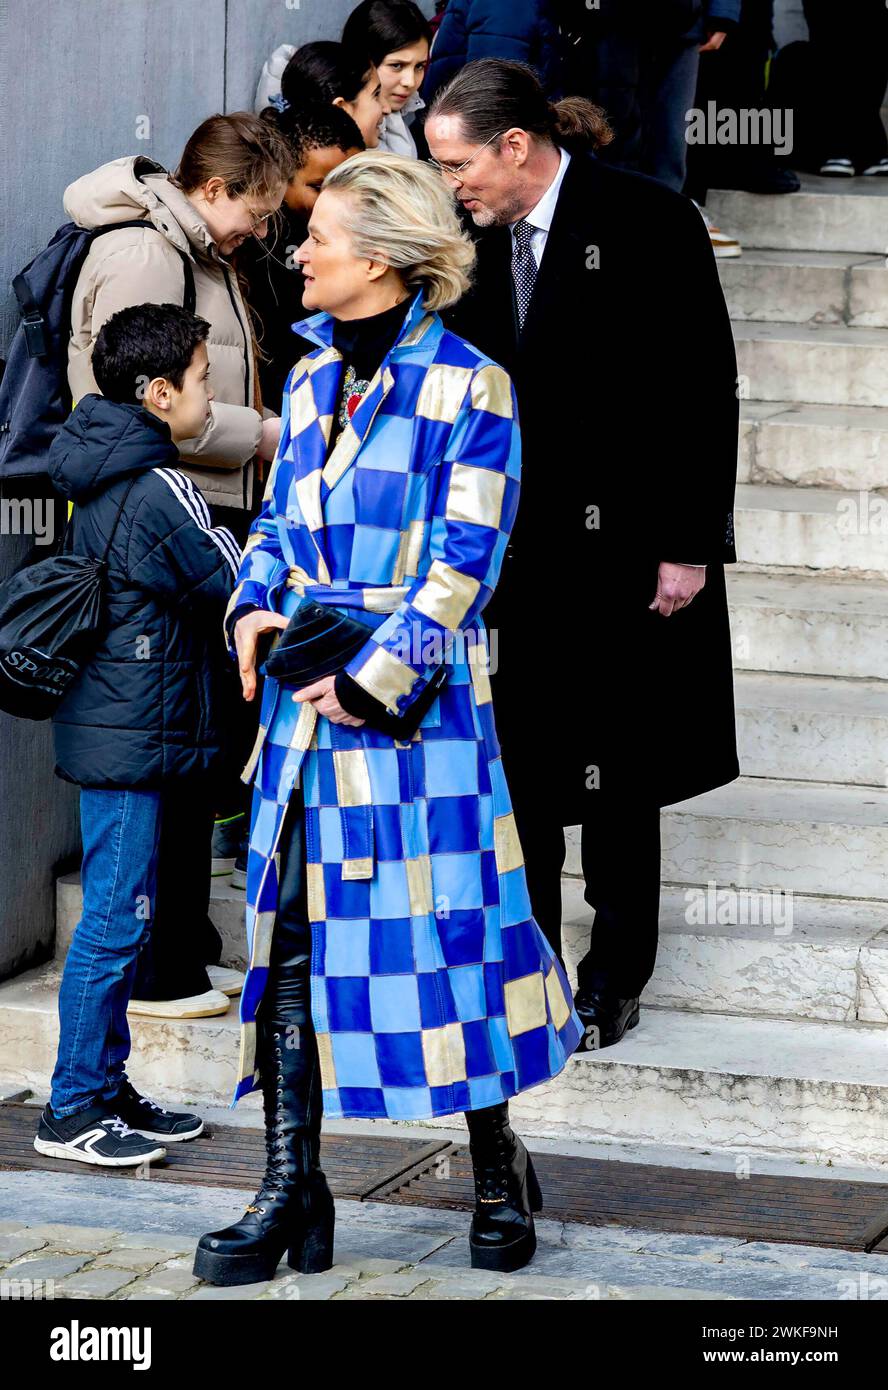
[{"x1": 227, "y1": 291, "x2": 582, "y2": 1119}]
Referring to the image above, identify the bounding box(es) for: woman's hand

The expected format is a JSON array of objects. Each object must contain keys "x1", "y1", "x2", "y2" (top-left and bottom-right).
[
  {"x1": 293, "y1": 675, "x2": 365, "y2": 727},
  {"x1": 257, "y1": 416, "x2": 282, "y2": 462},
  {"x1": 235, "y1": 609, "x2": 289, "y2": 701}
]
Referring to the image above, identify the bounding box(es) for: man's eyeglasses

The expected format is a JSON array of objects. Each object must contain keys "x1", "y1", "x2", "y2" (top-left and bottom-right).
[{"x1": 428, "y1": 129, "x2": 505, "y2": 182}]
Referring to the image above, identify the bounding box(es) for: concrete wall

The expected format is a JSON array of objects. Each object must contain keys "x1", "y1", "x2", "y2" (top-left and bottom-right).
[{"x1": 0, "y1": 0, "x2": 369, "y2": 978}]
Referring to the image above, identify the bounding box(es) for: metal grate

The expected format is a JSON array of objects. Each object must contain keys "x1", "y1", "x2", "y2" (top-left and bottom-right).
[{"x1": 4, "y1": 1102, "x2": 888, "y2": 1253}]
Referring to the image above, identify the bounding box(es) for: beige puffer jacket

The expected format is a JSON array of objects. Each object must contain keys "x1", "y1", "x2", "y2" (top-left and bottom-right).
[{"x1": 65, "y1": 155, "x2": 265, "y2": 509}]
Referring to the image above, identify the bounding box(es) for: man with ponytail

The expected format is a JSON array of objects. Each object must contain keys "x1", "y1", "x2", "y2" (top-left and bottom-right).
[{"x1": 428, "y1": 59, "x2": 739, "y2": 1051}]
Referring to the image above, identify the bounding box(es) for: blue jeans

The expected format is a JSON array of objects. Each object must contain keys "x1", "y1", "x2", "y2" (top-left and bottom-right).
[{"x1": 50, "y1": 788, "x2": 162, "y2": 1118}]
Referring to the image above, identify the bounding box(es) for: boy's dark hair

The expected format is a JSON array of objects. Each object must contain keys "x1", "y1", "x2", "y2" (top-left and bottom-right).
[
  {"x1": 266, "y1": 101, "x2": 365, "y2": 166},
  {"x1": 93, "y1": 303, "x2": 211, "y2": 404}
]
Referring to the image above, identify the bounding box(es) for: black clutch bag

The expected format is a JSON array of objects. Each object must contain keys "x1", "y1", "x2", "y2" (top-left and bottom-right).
[{"x1": 263, "y1": 598, "x2": 447, "y2": 739}]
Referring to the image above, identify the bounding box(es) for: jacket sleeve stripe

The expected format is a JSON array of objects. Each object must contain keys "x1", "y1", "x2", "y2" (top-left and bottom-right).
[{"x1": 152, "y1": 467, "x2": 240, "y2": 577}]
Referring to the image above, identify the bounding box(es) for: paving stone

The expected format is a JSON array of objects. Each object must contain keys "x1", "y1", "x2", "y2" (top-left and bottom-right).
[
  {"x1": 261, "y1": 1272, "x2": 351, "y2": 1301},
  {"x1": 3, "y1": 1253, "x2": 92, "y2": 1281},
  {"x1": 0, "y1": 1222, "x2": 24, "y2": 1235},
  {"x1": 421, "y1": 1273, "x2": 509, "y2": 1299},
  {"x1": 607, "y1": 1283, "x2": 738, "y2": 1301},
  {"x1": 23, "y1": 1223, "x2": 119, "y2": 1253},
  {"x1": 113, "y1": 1233, "x2": 194, "y2": 1255},
  {"x1": 122, "y1": 1267, "x2": 200, "y2": 1298},
  {"x1": 0, "y1": 1233, "x2": 47, "y2": 1262},
  {"x1": 559, "y1": 1224, "x2": 654, "y2": 1253},
  {"x1": 330, "y1": 1256, "x2": 410, "y2": 1278},
  {"x1": 326, "y1": 1228, "x2": 454, "y2": 1264},
  {"x1": 637, "y1": 1233, "x2": 748, "y2": 1262},
  {"x1": 186, "y1": 1280, "x2": 272, "y2": 1300},
  {"x1": 359, "y1": 1270, "x2": 437, "y2": 1296},
  {"x1": 92, "y1": 1248, "x2": 173, "y2": 1272},
  {"x1": 56, "y1": 1266, "x2": 141, "y2": 1298},
  {"x1": 724, "y1": 1242, "x2": 885, "y2": 1274}
]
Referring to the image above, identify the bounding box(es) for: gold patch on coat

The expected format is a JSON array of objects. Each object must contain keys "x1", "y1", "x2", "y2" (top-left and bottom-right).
[
  {"x1": 406, "y1": 855, "x2": 434, "y2": 916},
  {"x1": 470, "y1": 364, "x2": 514, "y2": 418},
  {"x1": 545, "y1": 965, "x2": 572, "y2": 1032},
  {"x1": 306, "y1": 862, "x2": 326, "y2": 922},
  {"x1": 316, "y1": 1032, "x2": 337, "y2": 1091},
  {"x1": 352, "y1": 644, "x2": 418, "y2": 711},
  {"x1": 289, "y1": 377, "x2": 319, "y2": 435},
  {"x1": 412, "y1": 560, "x2": 480, "y2": 631},
  {"x1": 494, "y1": 812, "x2": 524, "y2": 875},
  {"x1": 445, "y1": 462, "x2": 506, "y2": 529},
  {"x1": 422, "y1": 1022, "x2": 467, "y2": 1087},
  {"x1": 505, "y1": 973, "x2": 547, "y2": 1036},
  {"x1": 333, "y1": 748, "x2": 372, "y2": 806},
  {"x1": 416, "y1": 364, "x2": 473, "y2": 423}
]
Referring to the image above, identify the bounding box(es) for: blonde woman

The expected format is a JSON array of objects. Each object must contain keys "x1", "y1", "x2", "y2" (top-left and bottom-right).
[{"x1": 194, "y1": 152, "x2": 581, "y2": 1286}]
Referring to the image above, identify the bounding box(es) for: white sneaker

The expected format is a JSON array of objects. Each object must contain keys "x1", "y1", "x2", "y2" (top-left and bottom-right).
[
  {"x1": 694, "y1": 203, "x2": 742, "y2": 259},
  {"x1": 862, "y1": 158, "x2": 888, "y2": 177},
  {"x1": 207, "y1": 965, "x2": 245, "y2": 998},
  {"x1": 127, "y1": 988, "x2": 230, "y2": 1019},
  {"x1": 820, "y1": 158, "x2": 855, "y2": 177}
]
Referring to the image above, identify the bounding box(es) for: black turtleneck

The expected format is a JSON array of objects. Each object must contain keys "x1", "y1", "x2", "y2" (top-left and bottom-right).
[{"x1": 329, "y1": 296, "x2": 413, "y2": 445}]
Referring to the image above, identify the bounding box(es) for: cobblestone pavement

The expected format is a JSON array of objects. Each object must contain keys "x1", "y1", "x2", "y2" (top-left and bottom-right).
[{"x1": 0, "y1": 1169, "x2": 884, "y2": 1300}]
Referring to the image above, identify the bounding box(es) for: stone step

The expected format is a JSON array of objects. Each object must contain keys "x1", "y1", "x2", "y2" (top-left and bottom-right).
[
  {"x1": 4, "y1": 960, "x2": 887, "y2": 1167},
  {"x1": 645, "y1": 776, "x2": 888, "y2": 900},
  {"x1": 55, "y1": 871, "x2": 250, "y2": 973},
  {"x1": 719, "y1": 249, "x2": 888, "y2": 327},
  {"x1": 735, "y1": 482, "x2": 888, "y2": 576},
  {"x1": 734, "y1": 671, "x2": 888, "y2": 786},
  {"x1": 708, "y1": 177, "x2": 888, "y2": 254},
  {"x1": 567, "y1": 883, "x2": 888, "y2": 1026},
  {"x1": 507, "y1": 1006, "x2": 888, "y2": 1168},
  {"x1": 0, "y1": 960, "x2": 258, "y2": 1116},
  {"x1": 735, "y1": 320, "x2": 888, "y2": 409},
  {"x1": 738, "y1": 401, "x2": 888, "y2": 492},
  {"x1": 727, "y1": 570, "x2": 888, "y2": 680}
]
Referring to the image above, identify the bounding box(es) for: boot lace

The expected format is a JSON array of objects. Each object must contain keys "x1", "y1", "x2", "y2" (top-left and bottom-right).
[{"x1": 473, "y1": 1131, "x2": 514, "y2": 1205}]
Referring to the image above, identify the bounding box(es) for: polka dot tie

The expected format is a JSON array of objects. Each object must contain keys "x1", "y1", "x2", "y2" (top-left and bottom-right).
[{"x1": 511, "y1": 219, "x2": 537, "y2": 331}]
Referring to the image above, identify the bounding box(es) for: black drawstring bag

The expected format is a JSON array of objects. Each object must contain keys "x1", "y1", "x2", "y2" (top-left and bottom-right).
[{"x1": 0, "y1": 478, "x2": 135, "y2": 720}]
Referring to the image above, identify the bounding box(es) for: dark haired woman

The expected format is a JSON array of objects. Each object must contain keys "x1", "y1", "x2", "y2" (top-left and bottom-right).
[
  {"x1": 342, "y1": 0, "x2": 432, "y2": 156},
  {"x1": 256, "y1": 39, "x2": 386, "y2": 150},
  {"x1": 240, "y1": 103, "x2": 365, "y2": 408},
  {"x1": 64, "y1": 113, "x2": 295, "y2": 1020}
]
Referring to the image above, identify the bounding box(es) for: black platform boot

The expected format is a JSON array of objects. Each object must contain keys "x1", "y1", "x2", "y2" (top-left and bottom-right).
[
  {"x1": 192, "y1": 1016, "x2": 334, "y2": 1286},
  {"x1": 465, "y1": 1102, "x2": 543, "y2": 1273}
]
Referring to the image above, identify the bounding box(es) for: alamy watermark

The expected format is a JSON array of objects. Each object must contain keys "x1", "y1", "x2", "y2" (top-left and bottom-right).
[
  {"x1": 1, "y1": 496, "x2": 54, "y2": 546},
  {"x1": 685, "y1": 101, "x2": 794, "y2": 157}
]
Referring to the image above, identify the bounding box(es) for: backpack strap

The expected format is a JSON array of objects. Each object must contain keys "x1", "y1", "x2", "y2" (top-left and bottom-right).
[
  {"x1": 91, "y1": 221, "x2": 196, "y2": 315},
  {"x1": 12, "y1": 272, "x2": 49, "y2": 357},
  {"x1": 100, "y1": 476, "x2": 139, "y2": 566}
]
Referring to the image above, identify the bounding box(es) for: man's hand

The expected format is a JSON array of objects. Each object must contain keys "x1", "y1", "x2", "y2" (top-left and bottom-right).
[
  {"x1": 699, "y1": 29, "x2": 727, "y2": 52},
  {"x1": 293, "y1": 675, "x2": 365, "y2": 727},
  {"x1": 235, "y1": 609, "x2": 289, "y2": 701},
  {"x1": 649, "y1": 562, "x2": 706, "y2": 617}
]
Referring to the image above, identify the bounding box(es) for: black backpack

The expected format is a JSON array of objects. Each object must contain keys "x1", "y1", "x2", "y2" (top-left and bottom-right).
[
  {"x1": 0, "y1": 477, "x2": 136, "y2": 720},
  {"x1": 0, "y1": 221, "x2": 195, "y2": 482}
]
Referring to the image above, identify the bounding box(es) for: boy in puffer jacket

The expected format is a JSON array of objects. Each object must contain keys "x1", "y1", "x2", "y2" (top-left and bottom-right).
[{"x1": 36, "y1": 303, "x2": 240, "y2": 1169}]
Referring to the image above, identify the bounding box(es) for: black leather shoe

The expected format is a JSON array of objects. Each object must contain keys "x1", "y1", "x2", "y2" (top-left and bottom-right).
[
  {"x1": 573, "y1": 989, "x2": 640, "y2": 1050},
  {"x1": 738, "y1": 165, "x2": 801, "y2": 194},
  {"x1": 465, "y1": 1102, "x2": 542, "y2": 1273},
  {"x1": 192, "y1": 1016, "x2": 334, "y2": 1286}
]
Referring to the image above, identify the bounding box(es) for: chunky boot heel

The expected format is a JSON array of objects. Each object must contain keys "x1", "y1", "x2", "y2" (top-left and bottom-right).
[
  {"x1": 465, "y1": 1101, "x2": 539, "y2": 1274},
  {"x1": 288, "y1": 1183, "x2": 336, "y2": 1273},
  {"x1": 525, "y1": 1154, "x2": 543, "y2": 1213}
]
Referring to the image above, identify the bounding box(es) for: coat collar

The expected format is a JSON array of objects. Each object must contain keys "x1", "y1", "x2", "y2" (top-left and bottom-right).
[{"x1": 292, "y1": 288, "x2": 430, "y2": 354}]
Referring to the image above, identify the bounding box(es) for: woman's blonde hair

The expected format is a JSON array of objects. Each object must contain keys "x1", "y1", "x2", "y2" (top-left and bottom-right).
[{"x1": 321, "y1": 151, "x2": 475, "y2": 311}]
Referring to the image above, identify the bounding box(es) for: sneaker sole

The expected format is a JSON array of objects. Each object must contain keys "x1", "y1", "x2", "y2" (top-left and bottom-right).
[
  {"x1": 127, "y1": 991, "x2": 230, "y2": 1019},
  {"x1": 207, "y1": 967, "x2": 245, "y2": 998},
  {"x1": 127, "y1": 1119, "x2": 204, "y2": 1142},
  {"x1": 711, "y1": 244, "x2": 742, "y2": 259},
  {"x1": 211, "y1": 858, "x2": 237, "y2": 877},
  {"x1": 229, "y1": 870, "x2": 247, "y2": 891},
  {"x1": 33, "y1": 1136, "x2": 167, "y2": 1167}
]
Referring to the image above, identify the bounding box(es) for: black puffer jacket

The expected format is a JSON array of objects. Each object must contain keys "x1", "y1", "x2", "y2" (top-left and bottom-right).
[{"x1": 48, "y1": 395, "x2": 240, "y2": 788}]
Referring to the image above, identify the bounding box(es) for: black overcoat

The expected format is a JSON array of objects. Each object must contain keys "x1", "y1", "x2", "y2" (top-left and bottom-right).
[{"x1": 447, "y1": 151, "x2": 740, "y2": 821}]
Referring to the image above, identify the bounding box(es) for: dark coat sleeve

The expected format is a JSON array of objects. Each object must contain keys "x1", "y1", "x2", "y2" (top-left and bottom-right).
[{"x1": 125, "y1": 470, "x2": 239, "y2": 609}]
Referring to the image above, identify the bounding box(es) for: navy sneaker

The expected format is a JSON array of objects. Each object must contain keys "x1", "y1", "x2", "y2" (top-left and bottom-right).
[
  {"x1": 34, "y1": 1101, "x2": 167, "y2": 1167},
  {"x1": 109, "y1": 1079, "x2": 204, "y2": 1141}
]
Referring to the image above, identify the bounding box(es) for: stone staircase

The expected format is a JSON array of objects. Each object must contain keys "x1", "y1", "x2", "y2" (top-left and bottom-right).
[{"x1": 2, "y1": 176, "x2": 887, "y2": 1170}]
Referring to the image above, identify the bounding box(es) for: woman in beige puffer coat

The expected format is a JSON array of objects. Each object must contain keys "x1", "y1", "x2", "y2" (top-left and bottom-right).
[{"x1": 65, "y1": 112, "x2": 295, "y2": 511}]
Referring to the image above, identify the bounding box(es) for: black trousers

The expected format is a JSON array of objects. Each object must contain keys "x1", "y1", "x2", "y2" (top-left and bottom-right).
[
  {"x1": 131, "y1": 780, "x2": 223, "y2": 1000},
  {"x1": 802, "y1": 0, "x2": 888, "y2": 168},
  {"x1": 260, "y1": 788, "x2": 314, "y2": 1028},
  {"x1": 511, "y1": 787, "x2": 662, "y2": 1002}
]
